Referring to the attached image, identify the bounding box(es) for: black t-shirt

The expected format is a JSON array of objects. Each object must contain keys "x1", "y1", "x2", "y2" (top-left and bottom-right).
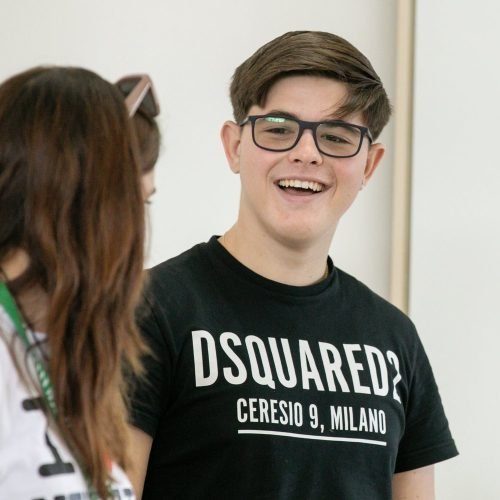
[{"x1": 131, "y1": 236, "x2": 458, "y2": 500}]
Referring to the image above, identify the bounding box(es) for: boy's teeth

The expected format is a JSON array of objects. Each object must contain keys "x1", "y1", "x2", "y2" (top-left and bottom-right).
[{"x1": 278, "y1": 179, "x2": 323, "y2": 192}]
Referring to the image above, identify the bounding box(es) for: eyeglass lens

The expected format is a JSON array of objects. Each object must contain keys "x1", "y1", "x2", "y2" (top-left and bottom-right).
[{"x1": 253, "y1": 116, "x2": 364, "y2": 157}]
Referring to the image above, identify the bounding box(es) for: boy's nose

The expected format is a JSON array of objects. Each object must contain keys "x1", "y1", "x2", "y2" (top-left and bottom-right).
[{"x1": 288, "y1": 129, "x2": 323, "y2": 165}]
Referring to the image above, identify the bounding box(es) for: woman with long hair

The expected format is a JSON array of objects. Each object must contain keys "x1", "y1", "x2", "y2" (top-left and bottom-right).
[{"x1": 0, "y1": 66, "x2": 160, "y2": 499}]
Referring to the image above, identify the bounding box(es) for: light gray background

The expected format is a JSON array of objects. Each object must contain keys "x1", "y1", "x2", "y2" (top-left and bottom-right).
[{"x1": 410, "y1": 0, "x2": 500, "y2": 497}]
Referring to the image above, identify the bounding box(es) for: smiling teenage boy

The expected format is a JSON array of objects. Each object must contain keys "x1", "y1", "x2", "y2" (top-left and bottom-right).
[{"x1": 129, "y1": 31, "x2": 458, "y2": 499}]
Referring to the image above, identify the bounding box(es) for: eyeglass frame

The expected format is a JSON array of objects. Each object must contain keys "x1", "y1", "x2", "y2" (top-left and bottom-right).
[
  {"x1": 239, "y1": 114, "x2": 373, "y2": 158},
  {"x1": 115, "y1": 74, "x2": 160, "y2": 118}
]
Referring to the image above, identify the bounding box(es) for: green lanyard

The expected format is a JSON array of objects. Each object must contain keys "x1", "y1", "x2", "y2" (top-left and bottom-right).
[
  {"x1": 0, "y1": 281, "x2": 57, "y2": 419},
  {"x1": 0, "y1": 281, "x2": 111, "y2": 499}
]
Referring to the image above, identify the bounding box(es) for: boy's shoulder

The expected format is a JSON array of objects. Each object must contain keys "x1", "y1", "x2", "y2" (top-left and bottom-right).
[
  {"x1": 152, "y1": 241, "x2": 206, "y2": 274},
  {"x1": 144, "y1": 239, "x2": 218, "y2": 304},
  {"x1": 334, "y1": 266, "x2": 416, "y2": 331}
]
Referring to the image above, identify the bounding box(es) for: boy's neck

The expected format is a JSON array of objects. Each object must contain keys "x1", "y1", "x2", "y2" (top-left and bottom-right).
[{"x1": 219, "y1": 225, "x2": 333, "y2": 286}]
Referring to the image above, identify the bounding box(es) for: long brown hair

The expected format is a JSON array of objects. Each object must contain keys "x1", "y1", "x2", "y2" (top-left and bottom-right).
[{"x1": 0, "y1": 66, "x2": 146, "y2": 497}]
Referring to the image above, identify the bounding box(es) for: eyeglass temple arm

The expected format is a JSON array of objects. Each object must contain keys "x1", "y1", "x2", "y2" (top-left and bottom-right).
[{"x1": 125, "y1": 82, "x2": 151, "y2": 117}]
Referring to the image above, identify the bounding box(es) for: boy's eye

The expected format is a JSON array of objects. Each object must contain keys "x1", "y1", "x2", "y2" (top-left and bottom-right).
[
  {"x1": 264, "y1": 126, "x2": 294, "y2": 135},
  {"x1": 319, "y1": 124, "x2": 358, "y2": 145},
  {"x1": 257, "y1": 116, "x2": 297, "y2": 137},
  {"x1": 322, "y1": 133, "x2": 350, "y2": 144}
]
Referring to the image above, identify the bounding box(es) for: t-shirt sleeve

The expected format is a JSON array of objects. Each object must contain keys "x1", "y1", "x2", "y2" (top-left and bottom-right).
[
  {"x1": 129, "y1": 295, "x2": 173, "y2": 438},
  {"x1": 395, "y1": 332, "x2": 458, "y2": 472}
]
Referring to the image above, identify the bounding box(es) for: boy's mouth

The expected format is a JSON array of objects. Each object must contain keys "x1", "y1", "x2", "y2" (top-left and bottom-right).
[{"x1": 277, "y1": 179, "x2": 324, "y2": 194}]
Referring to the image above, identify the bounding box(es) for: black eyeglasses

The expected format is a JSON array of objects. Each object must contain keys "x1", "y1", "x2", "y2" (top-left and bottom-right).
[
  {"x1": 115, "y1": 74, "x2": 160, "y2": 118},
  {"x1": 239, "y1": 115, "x2": 373, "y2": 158}
]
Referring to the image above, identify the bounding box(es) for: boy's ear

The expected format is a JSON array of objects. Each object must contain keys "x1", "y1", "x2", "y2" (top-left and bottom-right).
[
  {"x1": 221, "y1": 121, "x2": 242, "y2": 174},
  {"x1": 362, "y1": 143, "x2": 385, "y2": 185}
]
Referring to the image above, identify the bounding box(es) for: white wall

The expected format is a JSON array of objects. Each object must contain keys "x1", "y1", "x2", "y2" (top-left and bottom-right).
[
  {"x1": 0, "y1": 0, "x2": 396, "y2": 300},
  {"x1": 411, "y1": 1, "x2": 500, "y2": 497}
]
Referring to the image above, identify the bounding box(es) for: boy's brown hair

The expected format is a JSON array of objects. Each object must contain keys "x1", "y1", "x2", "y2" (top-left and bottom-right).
[{"x1": 230, "y1": 30, "x2": 391, "y2": 140}]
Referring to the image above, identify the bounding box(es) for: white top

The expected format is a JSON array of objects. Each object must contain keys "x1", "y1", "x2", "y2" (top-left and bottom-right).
[{"x1": 0, "y1": 306, "x2": 136, "y2": 499}]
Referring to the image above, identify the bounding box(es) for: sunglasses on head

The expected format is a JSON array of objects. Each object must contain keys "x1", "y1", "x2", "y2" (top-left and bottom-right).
[{"x1": 115, "y1": 74, "x2": 160, "y2": 118}]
